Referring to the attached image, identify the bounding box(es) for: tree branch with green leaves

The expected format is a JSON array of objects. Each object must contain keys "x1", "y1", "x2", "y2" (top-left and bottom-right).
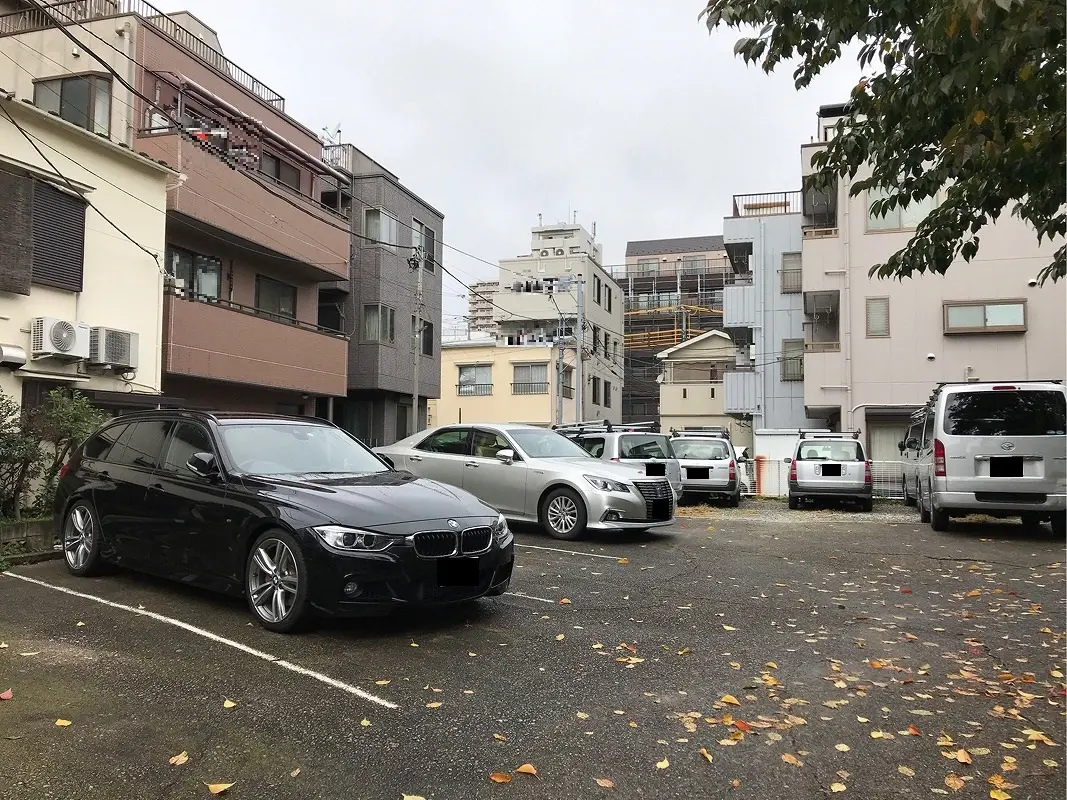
[{"x1": 700, "y1": 0, "x2": 1065, "y2": 284}]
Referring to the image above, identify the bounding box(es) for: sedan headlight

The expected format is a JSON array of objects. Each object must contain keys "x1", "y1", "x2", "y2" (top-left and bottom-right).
[
  {"x1": 584, "y1": 475, "x2": 631, "y2": 493},
  {"x1": 492, "y1": 513, "x2": 511, "y2": 540},
  {"x1": 312, "y1": 525, "x2": 393, "y2": 552}
]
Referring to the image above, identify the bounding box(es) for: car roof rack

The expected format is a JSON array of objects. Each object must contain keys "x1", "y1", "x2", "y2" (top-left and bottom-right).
[
  {"x1": 552, "y1": 420, "x2": 658, "y2": 436},
  {"x1": 798, "y1": 430, "x2": 861, "y2": 440},
  {"x1": 669, "y1": 426, "x2": 731, "y2": 440}
]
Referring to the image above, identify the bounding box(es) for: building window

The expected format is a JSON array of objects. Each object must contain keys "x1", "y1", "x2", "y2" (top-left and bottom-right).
[
  {"x1": 259, "y1": 151, "x2": 301, "y2": 191},
  {"x1": 31, "y1": 181, "x2": 86, "y2": 292},
  {"x1": 458, "y1": 364, "x2": 492, "y2": 395},
  {"x1": 865, "y1": 296, "x2": 890, "y2": 337},
  {"x1": 603, "y1": 380, "x2": 612, "y2": 408},
  {"x1": 606, "y1": 286, "x2": 612, "y2": 313},
  {"x1": 34, "y1": 74, "x2": 111, "y2": 136},
  {"x1": 780, "y1": 252, "x2": 802, "y2": 293},
  {"x1": 412, "y1": 218, "x2": 436, "y2": 272},
  {"x1": 591, "y1": 376, "x2": 601, "y2": 405},
  {"x1": 682, "y1": 255, "x2": 704, "y2": 274},
  {"x1": 512, "y1": 363, "x2": 549, "y2": 394},
  {"x1": 866, "y1": 187, "x2": 937, "y2": 231},
  {"x1": 562, "y1": 367, "x2": 574, "y2": 398},
  {"x1": 363, "y1": 303, "x2": 396, "y2": 343},
  {"x1": 635, "y1": 258, "x2": 659, "y2": 276},
  {"x1": 594, "y1": 275, "x2": 602, "y2": 305},
  {"x1": 781, "y1": 338, "x2": 804, "y2": 381},
  {"x1": 364, "y1": 208, "x2": 399, "y2": 250},
  {"x1": 166, "y1": 245, "x2": 221, "y2": 300},
  {"x1": 943, "y1": 300, "x2": 1027, "y2": 334},
  {"x1": 255, "y1": 276, "x2": 297, "y2": 319},
  {"x1": 420, "y1": 320, "x2": 434, "y2": 356}
]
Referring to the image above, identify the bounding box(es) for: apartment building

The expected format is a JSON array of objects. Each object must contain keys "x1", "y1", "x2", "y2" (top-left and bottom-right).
[
  {"x1": 721, "y1": 191, "x2": 827, "y2": 431},
  {"x1": 799, "y1": 103, "x2": 1066, "y2": 460},
  {"x1": 433, "y1": 336, "x2": 577, "y2": 428},
  {"x1": 617, "y1": 236, "x2": 730, "y2": 422},
  {"x1": 0, "y1": 1, "x2": 350, "y2": 415},
  {"x1": 0, "y1": 93, "x2": 173, "y2": 413},
  {"x1": 655, "y1": 330, "x2": 751, "y2": 447},
  {"x1": 466, "y1": 280, "x2": 499, "y2": 335},
  {"x1": 492, "y1": 222, "x2": 623, "y2": 424},
  {"x1": 319, "y1": 143, "x2": 443, "y2": 446}
]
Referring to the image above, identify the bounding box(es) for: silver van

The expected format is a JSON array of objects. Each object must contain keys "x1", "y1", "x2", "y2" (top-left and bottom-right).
[
  {"x1": 915, "y1": 380, "x2": 1066, "y2": 534},
  {"x1": 786, "y1": 432, "x2": 873, "y2": 511},
  {"x1": 669, "y1": 431, "x2": 742, "y2": 506},
  {"x1": 570, "y1": 428, "x2": 683, "y2": 500},
  {"x1": 898, "y1": 411, "x2": 925, "y2": 506}
]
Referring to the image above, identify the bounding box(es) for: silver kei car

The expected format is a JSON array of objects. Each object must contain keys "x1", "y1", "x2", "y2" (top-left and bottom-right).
[{"x1": 374, "y1": 424, "x2": 676, "y2": 541}]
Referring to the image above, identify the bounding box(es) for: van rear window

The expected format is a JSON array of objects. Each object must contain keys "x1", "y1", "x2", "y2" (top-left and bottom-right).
[
  {"x1": 945, "y1": 390, "x2": 1066, "y2": 436},
  {"x1": 619, "y1": 434, "x2": 674, "y2": 459}
]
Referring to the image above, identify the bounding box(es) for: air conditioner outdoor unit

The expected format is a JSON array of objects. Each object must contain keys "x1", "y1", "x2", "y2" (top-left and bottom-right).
[
  {"x1": 540, "y1": 250, "x2": 550, "y2": 257},
  {"x1": 30, "y1": 317, "x2": 91, "y2": 361},
  {"x1": 89, "y1": 327, "x2": 139, "y2": 370},
  {"x1": 554, "y1": 248, "x2": 564, "y2": 256}
]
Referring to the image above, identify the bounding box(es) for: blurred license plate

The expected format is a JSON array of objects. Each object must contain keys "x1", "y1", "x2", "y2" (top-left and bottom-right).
[{"x1": 438, "y1": 558, "x2": 479, "y2": 587}]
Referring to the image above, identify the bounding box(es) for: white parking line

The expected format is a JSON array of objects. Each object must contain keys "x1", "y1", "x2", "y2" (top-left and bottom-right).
[
  {"x1": 503, "y1": 591, "x2": 558, "y2": 604},
  {"x1": 515, "y1": 543, "x2": 623, "y2": 561},
  {"x1": 2, "y1": 572, "x2": 398, "y2": 710}
]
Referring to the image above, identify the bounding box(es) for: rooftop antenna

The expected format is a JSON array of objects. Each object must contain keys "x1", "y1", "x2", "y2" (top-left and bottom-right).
[
  {"x1": 322, "y1": 124, "x2": 342, "y2": 145},
  {"x1": 592, "y1": 221, "x2": 597, "y2": 238},
  {"x1": 538, "y1": 212, "x2": 542, "y2": 226},
  {"x1": 573, "y1": 210, "x2": 578, "y2": 224}
]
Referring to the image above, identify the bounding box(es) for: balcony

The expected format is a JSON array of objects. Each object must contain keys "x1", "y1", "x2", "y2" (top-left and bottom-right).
[
  {"x1": 781, "y1": 268, "x2": 802, "y2": 293},
  {"x1": 458, "y1": 383, "x2": 493, "y2": 396},
  {"x1": 0, "y1": 0, "x2": 286, "y2": 110},
  {"x1": 163, "y1": 292, "x2": 347, "y2": 396},
  {"x1": 731, "y1": 191, "x2": 803, "y2": 218},
  {"x1": 804, "y1": 341, "x2": 841, "y2": 353},
  {"x1": 562, "y1": 385, "x2": 574, "y2": 399},
  {"x1": 137, "y1": 134, "x2": 349, "y2": 279},
  {"x1": 512, "y1": 382, "x2": 549, "y2": 395},
  {"x1": 725, "y1": 370, "x2": 762, "y2": 415}
]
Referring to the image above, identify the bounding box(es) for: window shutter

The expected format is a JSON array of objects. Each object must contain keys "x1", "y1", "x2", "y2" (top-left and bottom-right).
[
  {"x1": 0, "y1": 169, "x2": 34, "y2": 295},
  {"x1": 865, "y1": 297, "x2": 890, "y2": 337},
  {"x1": 32, "y1": 181, "x2": 85, "y2": 292}
]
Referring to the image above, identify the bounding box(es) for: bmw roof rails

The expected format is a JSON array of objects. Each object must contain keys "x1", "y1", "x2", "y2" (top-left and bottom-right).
[{"x1": 799, "y1": 430, "x2": 861, "y2": 440}]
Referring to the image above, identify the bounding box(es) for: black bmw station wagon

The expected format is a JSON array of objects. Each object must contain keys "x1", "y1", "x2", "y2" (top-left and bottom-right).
[{"x1": 54, "y1": 410, "x2": 515, "y2": 632}]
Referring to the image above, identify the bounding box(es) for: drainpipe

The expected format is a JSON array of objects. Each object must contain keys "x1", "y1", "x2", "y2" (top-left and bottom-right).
[{"x1": 841, "y1": 175, "x2": 853, "y2": 429}]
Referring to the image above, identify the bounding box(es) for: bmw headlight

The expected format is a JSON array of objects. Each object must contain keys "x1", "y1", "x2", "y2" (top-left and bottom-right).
[
  {"x1": 493, "y1": 513, "x2": 511, "y2": 541},
  {"x1": 312, "y1": 525, "x2": 393, "y2": 552},
  {"x1": 584, "y1": 475, "x2": 631, "y2": 493}
]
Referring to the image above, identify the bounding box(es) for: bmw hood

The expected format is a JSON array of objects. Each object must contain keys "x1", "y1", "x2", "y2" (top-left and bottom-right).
[{"x1": 239, "y1": 471, "x2": 499, "y2": 528}]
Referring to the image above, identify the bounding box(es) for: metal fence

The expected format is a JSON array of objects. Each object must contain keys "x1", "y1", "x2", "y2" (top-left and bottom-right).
[{"x1": 737, "y1": 459, "x2": 904, "y2": 500}]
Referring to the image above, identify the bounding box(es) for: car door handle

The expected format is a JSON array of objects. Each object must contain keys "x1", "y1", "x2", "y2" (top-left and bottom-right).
[
  {"x1": 410, "y1": 455, "x2": 423, "y2": 462},
  {"x1": 148, "y1": 483, "x2": 165, "y2": 493},
  {"x1": 465, "y1": 461, "x2": 478, "y2": 468}
]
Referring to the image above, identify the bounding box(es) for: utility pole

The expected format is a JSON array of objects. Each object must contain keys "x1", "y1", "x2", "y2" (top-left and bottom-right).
[
  {"x1": 408, "y1": 247, "x2": 425, "y2": 436},
  {"x1": 556, "y1": 317, "x2": 565, "y2": 425},
  {"x1": 574, "y1": 277, "x2": 584, "y2": 421}
]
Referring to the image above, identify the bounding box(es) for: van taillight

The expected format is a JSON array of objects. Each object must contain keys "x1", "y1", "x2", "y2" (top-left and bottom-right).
[
  {"x1": 991, "y1": 385, "x2": 1017, "y2": 391},
  {"x1": 610, "y1": 457, "x2": 620, "y2": 462},
  {"x1": 788, "y1": 460, "x2": 797, "y2": 481},
  {"x1": 728, "y1": 459, "x2": 736, "y2": 480},
  {"x1": 934, "y1": 439, "x2": 946, "y2": 477},
  {"x1": 864, "y1": 461, "x2": 872, "y2": 484}
]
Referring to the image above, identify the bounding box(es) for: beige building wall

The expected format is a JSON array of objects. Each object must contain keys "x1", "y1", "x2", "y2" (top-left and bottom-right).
[
  {"x1": 0, "y1": 99, "x2": 173, "y2": 409},
  {"x1": 434, "y1": 341, "x2": 584, "y2": 427}
]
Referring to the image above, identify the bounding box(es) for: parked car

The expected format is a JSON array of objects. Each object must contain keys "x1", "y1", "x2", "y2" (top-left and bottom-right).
[
  {"x1": 668, "y1": 430, "x2": 742, "y2": 506},
  {"x1": 568, "y1": 428, "x2": 683, "y2": 500},
  {"x1": 375, "y1": 424, "x2": 676, "y2": 541},
  {"x1": 898, "y1": 411, "x2": 925, "y2": 506},
  {"x1": 913, "y1": 380, "x2": 1066, "y2": 534},
  {"x1": 54, "y1": 411, "x2": 514, "y2": 633},
  {"x1": 786, "y1": 432, "x2": 873, "y2": 511}
]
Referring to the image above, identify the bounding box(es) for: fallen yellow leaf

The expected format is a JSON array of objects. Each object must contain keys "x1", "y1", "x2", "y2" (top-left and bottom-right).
[
  {"x1": 168, "y1": 751, "x2": 189, "y2": 766},
  {"x1": 206, "y1": 783, "x2": 234, "y2": 796},
  {"x1": 76, "y1": 621, "x2": 85, "y2": 627},
  {"x1": 375, "y1": 680, "x2": 391, "y2": 686},
  {"x1": 489, "y1": 773, "x2": 512, "y2": 784},
  {"x1": 955, "y1": 749, "x2": 973, "y2": 764},
  {"x1": 781, "y1": 753, "x2": 803, "y2": 767},
  {"x1": 898, "y1": 766, "x2": 915, "y2": 777},
  {"x1": 410, "y1": 642, "x2": 419, "y2": 648},
  {"x1": 360, "y1": 718, "x2": 371, "y2": 727},
  {"x1": 1043, "y1": 759, "x2": 1059, "y2": 768},
  {"x1": 402, "y1": 795, "x2": 425, "y2": 800},
  {"x1": 516, "y1": 764, "x2": 537, "y2": 776},
  {"x1": 966, "y1": 589, "x2": 982, "y2": 597},
  {"x1": 945, "y1": 773, "x2": 964, "y2": 792},
  {"x1": 55, "y1": 719, "x2": 72, "y2": 727},
  {"x1": 856, "y1": 717, "x2": 870, "y2": 724},
  {"x1": 576, "y1": 712, "x2": 589, "y2": 720},
  {"x1": 831, "y1": 784, "x2": 846, "y2": 794},
  {"x1": 290, "y1": 768, "x2": 301, "y2": 778},
  {"x1": 555, "y1": 634, "x2": 566, "y2": 641},
  {"x1": 592, "y1": 642, "x2": 605, "y2": 649},
  {"x1": 722, "y1": 625, "x2": 737, "y2": 631},
  {"x1": 223, "y1": 699, "x2": 237, "y2": 709},
  {"x1": 835, "y1": 744, "x2": 850, "y2": 752},
  {"x1": 425, "y1": 702, "x2": 442, "y2": 709},
  {"x1": 720, "y1": 695, "x2": 741, "y2": 706},
  {"x1": 559, "y1": 598, "x2": 572, "y2": 605},
  {"x1": 19, "y1": 652, "x2": 39, "y2": 657},
  {"x1": 655, "y1": 758, "x2": 669, "y2": 769},
  {"x1": 699, "y1": 747, "x2": 713, "y2": 763},
  {"x1": 766, "y1": 661, "x2": 778, "y2": 669},
  {"x1": 493, "y1": 733, "x2": 507, "y2": 741},
  {"x1": 595, "y1": 777, "x2": 615, "y2": 788},
  {"x1": 989, "y1": 791, "x2": 1011, "y2": 800},
  {"x1": 870, "y1": 731, "x2": 885, "y2": 739}
]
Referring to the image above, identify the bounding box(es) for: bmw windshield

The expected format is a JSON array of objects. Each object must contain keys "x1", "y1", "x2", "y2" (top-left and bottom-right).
[{"x1": 219, "y1": 422, "x2": 388, "y2": 476}]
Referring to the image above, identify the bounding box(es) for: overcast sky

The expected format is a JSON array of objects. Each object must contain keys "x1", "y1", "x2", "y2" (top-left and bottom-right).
[{"x1": 175, "y1": 0, "x2": 860, "y2": 331}]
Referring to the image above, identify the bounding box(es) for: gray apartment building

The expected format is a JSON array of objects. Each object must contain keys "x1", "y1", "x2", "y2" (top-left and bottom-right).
[{"x1": 319, "y1": 145, "x2": 443, "y2": 446}]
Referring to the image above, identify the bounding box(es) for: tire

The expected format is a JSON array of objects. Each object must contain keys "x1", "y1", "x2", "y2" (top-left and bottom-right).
[
  {"x1": 539, "y1": 487, "x2": 588, "y2": 541},
  {"x1": 860, "y1": 498, "x2": 873, "y2": 512},
  {"x1": 903, "y1": 476, "x2": 916, "y2": 507},
  {"x1": 930, "y1": 504, "x2": 950, "y2": 532},
  {"x1": 728, "y1": 492, "x2": 740, "y2": 508},
  {"x1": 245, "y1": 529, "x2": 312, "y2": 633},
  {"x1": 62, "y1": 500, "x2": 104, "y2": 577},
  {"x1": 1051, "y1": 513, "x2": 1066, "y2": 538},
  {"x1": 788, "y1": 494, "x2": 799, "y2": 510},
  {"x1": 919, "y1": 488, "x2": 931, "y2": 523}
]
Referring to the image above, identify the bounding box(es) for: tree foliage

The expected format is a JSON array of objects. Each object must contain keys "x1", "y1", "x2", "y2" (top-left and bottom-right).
[{"x1": 700, "y1": 0, "x2": 1065, "y2": 284}]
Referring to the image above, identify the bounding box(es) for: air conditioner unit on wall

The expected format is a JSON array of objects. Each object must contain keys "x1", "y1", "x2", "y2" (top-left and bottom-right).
[
  {"x1": 89, "y1": 327, "x2": 139, "y2": 370},
  {"x1": 30, "y1": 317, "x2": 91, "y2": 361}
]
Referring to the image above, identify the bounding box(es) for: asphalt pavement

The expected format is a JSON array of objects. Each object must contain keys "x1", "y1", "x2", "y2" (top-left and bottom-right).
[{"x1": 0, "y1": 501, "x2": 1064, "y2": 799}]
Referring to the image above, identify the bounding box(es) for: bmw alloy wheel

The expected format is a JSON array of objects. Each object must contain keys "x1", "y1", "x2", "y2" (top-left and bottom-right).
[
  {"x1": 248, "y1": 538, "x2": 300, "y2": 624},
  {"x1": 63, "y1": 504, "x2": 94, "y2": 571}
]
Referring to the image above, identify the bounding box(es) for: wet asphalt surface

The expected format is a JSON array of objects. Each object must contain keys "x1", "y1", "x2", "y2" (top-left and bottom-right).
[{"x1": 0, "y1": 501, "x2": 1064, "y2": 800}]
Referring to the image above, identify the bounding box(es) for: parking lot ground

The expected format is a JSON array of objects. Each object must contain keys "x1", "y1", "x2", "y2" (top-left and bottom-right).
[{"x1": 1, "y1": 501, "x2": 1064, "y2": 799}]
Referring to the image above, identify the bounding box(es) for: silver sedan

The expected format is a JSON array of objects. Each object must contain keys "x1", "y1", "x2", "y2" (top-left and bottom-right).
[{"x1": 375, "y1": 424, "x2": 676, "y2": 540}]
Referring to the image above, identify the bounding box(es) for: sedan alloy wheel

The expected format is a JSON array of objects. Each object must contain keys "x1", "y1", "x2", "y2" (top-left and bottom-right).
[
  {"x1": 246, "y1": 531, "x2": 310, "y2": 632},
  {"x1": 63, "y1": 502, "x2": 102, "y2": 575}
]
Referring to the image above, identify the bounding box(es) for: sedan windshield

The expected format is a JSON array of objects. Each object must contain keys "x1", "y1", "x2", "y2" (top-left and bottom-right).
[
  {"x1": 220, "y1": 423, "x2": 388, "y2": 475},
  {"x1": 672, "y1": 439, "x2": 731, "y2": 460},
  {"x1": 510, "y1": 429, "x2": 592, "y2": 459}
]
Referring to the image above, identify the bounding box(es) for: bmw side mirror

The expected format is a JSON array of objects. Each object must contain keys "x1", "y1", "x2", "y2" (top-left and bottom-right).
[
  {"x1": 496, "y1": 449, "x2": 515, "y2": 464},
  {"x1": 186, "y1": 451, "x2": 219, "y2": 478}
]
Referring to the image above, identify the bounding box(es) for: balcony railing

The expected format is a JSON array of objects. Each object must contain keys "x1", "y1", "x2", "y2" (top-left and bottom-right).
[
  {"x1": 0, "y1": 1, "x2": 286, "y2": 109},
  {"x1": 780, "y1": 268, "x2": 802, "y2": 293},
  {"x1": 512, "y1": 382, "x2": 549, "y2": 395},
  {"x1": 781, "y1": 357, "x2": 804, "y2": 381},
  {"x1": 562, "y1": 385, "x2": 574, "y2": 399},
  {"x1": 731, "y1": 191, "x2": 803, "y2": 217},
  {"x1": 458, "y1": 383, "x2": 493, "y2": 396},
  {"x1": 805, "y1": 341, "x2": 841, "y2": 353},
  {"x1": 610, "y1": 258, "x2": 731, "y2": 281},
  {"x1": 166, "y1": 287, "x2": 346, "y2": 337}
]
